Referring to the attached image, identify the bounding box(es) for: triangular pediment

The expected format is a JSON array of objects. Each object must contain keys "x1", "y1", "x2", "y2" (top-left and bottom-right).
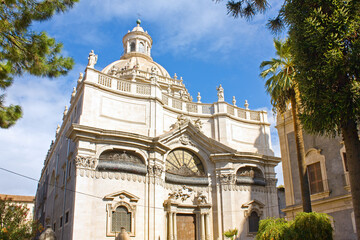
[
  {"x1": 157, "y1": 121, "x2": 235, "y2": 154},
  {"x1": 241, "y1": 199, "x2": 265, "y2": 209},
  {"x1": 104, "y1": 190, "x2": 139, "y2": 202}
]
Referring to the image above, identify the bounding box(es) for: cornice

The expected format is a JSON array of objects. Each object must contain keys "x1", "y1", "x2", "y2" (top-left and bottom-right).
[{"x1": 66, "y1": 124, "x2": 170, "y2": 154}]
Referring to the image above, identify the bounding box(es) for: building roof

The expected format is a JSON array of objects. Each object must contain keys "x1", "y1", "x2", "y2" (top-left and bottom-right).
[{"x1": 0, "y1": 194, "x2": 35, "y2": 203}]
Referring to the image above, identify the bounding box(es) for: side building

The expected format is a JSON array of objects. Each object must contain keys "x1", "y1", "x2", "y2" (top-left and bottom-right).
[
  {"x1": 276, "y1": 110, "x2": 356, "y2": 240},
  {"x1": 0, "y1": 194, "x2": 35, "y2": 221},
  {"x1": 35, "y1": 21, "x2": 281, "y2": 240}
]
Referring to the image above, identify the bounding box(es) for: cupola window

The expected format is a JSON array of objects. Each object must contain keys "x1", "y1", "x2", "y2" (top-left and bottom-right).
[
  {"x1": 139, "y1": 42, "x2": 145, "y2": 53},
  {"x1": 130, "y1": 42, "x2": 136, "y2": 52}
]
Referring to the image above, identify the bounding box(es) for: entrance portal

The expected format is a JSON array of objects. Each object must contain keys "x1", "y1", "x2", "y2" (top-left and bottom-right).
[{"x1": 176, "y1": 214, "x2": 196, "y2": 240}]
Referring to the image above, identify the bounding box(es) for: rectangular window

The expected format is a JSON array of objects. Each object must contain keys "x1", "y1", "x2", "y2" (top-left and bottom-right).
[
  {"x1": 60, "y1": 216, "x2": 63, "y2": 228},
  {"x1": 343, "y1": 152, "x2": 348, "y2": 172},
  {"x1": 65, "y1": 211, "x2": 69, "y2": 224},
  {"x1": 63, "y1": 170, "x2": 66, "y2": 185},
  {"x1": 53, "y1": 222, "x2": 56, "y2": 231},
  {"x1": 307, "y1": 162, "x2": 324, "y2": 194},
  {"x1": 68, "y1": 162, "x2": 71, "y2": 179}
]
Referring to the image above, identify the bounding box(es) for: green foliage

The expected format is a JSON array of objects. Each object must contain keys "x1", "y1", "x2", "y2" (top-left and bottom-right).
[
  {"x1": 224, "y1": 228, "x2": 238, "y2": 240},
  {"x1": 0, "y1": 198, "x2": 43, "y2": 240},
  {"x1": 215, "y1": 0, "x2": 269, "y2": 20},
  {"x1": 0, "y1": 0, "x2": 78, "y2": 128},
  {"x1": 256, "y1": 212, "x2": 333, "y2": 240},
  {"x1": 260, "y1": 38, "x2": 295, "y2": 114},
  {"x1": 256, "y1": 218, "x2": 291, "y2": 240},
  {"x1": 283, "y1": 0, "x2": 360, "y2": 136},
  {"x1": 293, "y1": 212, "x2": 333, "y2": 240}
]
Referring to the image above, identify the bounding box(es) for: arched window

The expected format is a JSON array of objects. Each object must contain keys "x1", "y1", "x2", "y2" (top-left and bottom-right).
[
  {"x1": 166, "y1": 148, "x2": 204, "y2": 177},
  {"x1": 130, "y1": 42, "x2": 136, "y2": 52},
  {"x1": 236, "y1": 166, "x2": 265, "y2": 186},
  {"x1": 249, "y1": 211, "x2": 260, "y2": 233},
  {"x1": 112, "y1": 206, "x2": 131, "y2": 232},
  {"x1": 138, "y1": 42, "x2": 145, "y2": 53}
]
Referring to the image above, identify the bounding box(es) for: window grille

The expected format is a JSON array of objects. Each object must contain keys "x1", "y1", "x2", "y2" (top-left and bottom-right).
[{"x1": 112, "y1": 206, "x2": 131, "y2": 232}]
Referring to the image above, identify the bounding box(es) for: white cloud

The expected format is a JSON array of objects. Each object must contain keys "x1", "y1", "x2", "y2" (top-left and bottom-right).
[{"x1": 0, "y1": 66, "x2": 83, "y2": 195}]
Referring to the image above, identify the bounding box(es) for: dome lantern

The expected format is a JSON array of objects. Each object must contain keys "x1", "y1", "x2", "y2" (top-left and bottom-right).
[{"x1": 122, "y1": 19, "x2": 152, "y2": 60}]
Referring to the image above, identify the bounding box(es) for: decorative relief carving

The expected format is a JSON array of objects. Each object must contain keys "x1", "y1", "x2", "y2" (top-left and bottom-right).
[
  {"x1": 147, "y1": 164, "x2": 163, "y2": 177},
  {"x1": 195, "y1": 191, "x2": 207, "y2": 204},
  {"x1": 179, "y1": 134, "x2": 195, "y2": 146},
  {"x1": 74, "y1": 156, "x2": 96, "y2": 169},
  {"x1": 266, "y1": 178, "x2": 277, "y2": 187},
  {"x1": 219, "y1": 173, "x2": 236, "y2": 184},
  {"x1": 168, "y1": 185, "x2": 193, "y2": 201},
  {"x1": 194, "y1": 118, "x2": 203, "y2": 131},
  {"x1": 100, "y1": 150, "x2": 143, "y2": 164}
]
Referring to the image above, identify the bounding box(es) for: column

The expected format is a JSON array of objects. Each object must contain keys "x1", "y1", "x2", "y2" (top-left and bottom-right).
[
  {"x1": 201, "y1": 213, "x2": 206, "y2": 240},
  {"x1": 168, "y1": 212, "x2": 173, "y2": 240},
  {"x1": 173, "y1": 212, "x2": 177, "y2": 240},
  {"x1": 205, "y1": 213, "x2": 211, "y2": 240}
]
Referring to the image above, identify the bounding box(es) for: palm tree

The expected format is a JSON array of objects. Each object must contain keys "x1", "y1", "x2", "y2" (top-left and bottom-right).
[
  {"x1": 260, "y1": 39, "x2": 312, "y2": 213},
  {"x1": 215, "y1": 0, "x2": 270, "y2": 20}
]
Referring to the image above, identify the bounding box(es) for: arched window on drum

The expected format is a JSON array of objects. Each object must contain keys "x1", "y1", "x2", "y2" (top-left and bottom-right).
[{"x1": 236, "y1": 166, "x2": 265, "y2": 186}]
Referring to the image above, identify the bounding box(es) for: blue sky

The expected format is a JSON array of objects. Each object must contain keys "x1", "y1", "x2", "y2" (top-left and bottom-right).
[{"x1": 0, "y1": 0, "x2": 285, "y2": 196}]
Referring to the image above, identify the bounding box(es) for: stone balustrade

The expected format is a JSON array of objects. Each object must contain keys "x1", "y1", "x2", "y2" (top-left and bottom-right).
[{"x1": 86, "y1": 68, "x2": 267, "y2": 123}]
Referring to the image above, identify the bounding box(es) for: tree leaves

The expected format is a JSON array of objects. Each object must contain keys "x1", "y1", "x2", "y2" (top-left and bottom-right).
[{"x1": 0, "y1": 0, "x2": 78, "y2": 128}]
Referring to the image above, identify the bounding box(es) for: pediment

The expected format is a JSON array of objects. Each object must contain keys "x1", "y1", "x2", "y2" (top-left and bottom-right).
[
  {"x1": 241, "y1": 199, "x2": 265, "y2": 209},
  {"x1": 157, "y1": 121, "x2": 235, "y2": 154},
  {"x1": 104, "y1": 190, "x2": 139, "y2": 202}
]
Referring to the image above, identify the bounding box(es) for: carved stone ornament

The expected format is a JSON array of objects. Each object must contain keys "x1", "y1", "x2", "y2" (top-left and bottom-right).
[
  {"x1": 171, "y1": 114, "x2": 190, "y2": 129},
  {"x1": 179, "y1": 134, "x2": 191, "y2": 145},
  {"x1": 100, "y1": 150, "x2": 143, "y2": 165},
  {"x1": 147, "y1": 164, "x2": 163, "y2": 177},
  {"x1": 267, "y1": 178, "x2": 277, "y2": 187},
  {"x1": 219, "y1": 173, "x2": 236, "y2": 184},
  {"x1": 193, "y1": 118, "x2": 203, "y2": 131},
  {"x1": 168, "y1": 185, "x2": 193, "y2": 202},
  {"x1": 74, "y1": 156, "x2": 96, "y2": 169},
  {"x1": 195, "y1": 191, "x2": 207, "y2": 204}
]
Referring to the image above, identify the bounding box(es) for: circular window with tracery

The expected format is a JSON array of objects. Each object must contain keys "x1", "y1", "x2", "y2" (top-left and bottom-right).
[{"x1": 166, "y1": 149, "x2": 205, "y2": 177}]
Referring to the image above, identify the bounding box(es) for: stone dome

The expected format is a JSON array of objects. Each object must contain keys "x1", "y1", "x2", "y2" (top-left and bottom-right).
[
  {"x1": 102, "y1": 20, "x2": 170, "y2": 78},
  {"x1": 102, "y1": 57, "x2": 170, "y2": 78}
]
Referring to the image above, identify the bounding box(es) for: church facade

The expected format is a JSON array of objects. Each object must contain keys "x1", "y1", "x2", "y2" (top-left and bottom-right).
[{"x1": 35, "y1": 21, "x2": 280, "y2": 240}]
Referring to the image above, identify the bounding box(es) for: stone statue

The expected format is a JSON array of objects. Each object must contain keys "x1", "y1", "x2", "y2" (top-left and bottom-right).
[
  {"x1": 87, "y1": 50, "x2": 98, "y2": 68},
  {"x1": 232, "y1": 96, "x2": 236, "y2": 106},
  {"x1": 115, "y1": 228, "x2": 130, "y2": 240},
  {"x1": 197, "y1": 92, "x2": 201, "y2": 103},
  {"x1": 110, "y1": 65, "x2": 118, "y2": 76},
  {"x1": 39, "y1": 227, "x2": 56, "y2": 240},
  {"x1": 77, "y1": 72, "x2": 83, "y2": 83},
  {"x1": 194, "y1": 118, "x2": 203, "y2": 131},
  {"x1": 167, "y1": 85, "x2": 172, "y2": 94},
  {"x1": 217, "y1": 84, "x2": 224, "y2": 102},
  {"x1": 171, "y1": 114, "x2": 189, "y2": 129}
]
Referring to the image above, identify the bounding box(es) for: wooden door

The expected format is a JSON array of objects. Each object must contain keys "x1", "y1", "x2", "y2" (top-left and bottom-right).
[{"x1": 176, "y1": 214, "x2": 196, "y2": 240}]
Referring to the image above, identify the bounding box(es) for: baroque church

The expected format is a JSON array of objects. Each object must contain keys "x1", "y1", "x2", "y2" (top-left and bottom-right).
[{"x1": 35, "y1": 20, "x2": 281, "y2": 240}]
